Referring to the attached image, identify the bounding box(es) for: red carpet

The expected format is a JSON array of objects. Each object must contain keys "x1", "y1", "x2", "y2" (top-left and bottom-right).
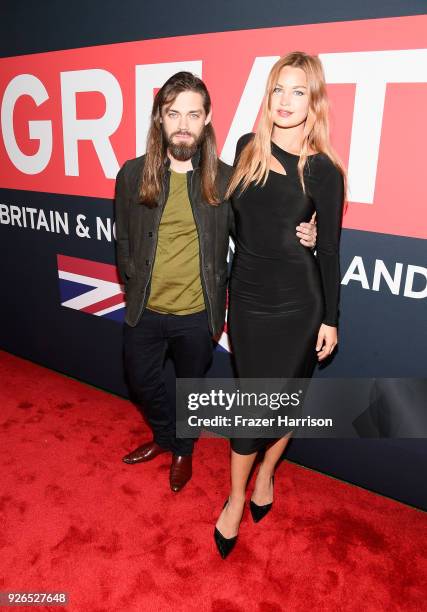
[{"x1": 1, "y1": 349, "x2": 426, "y2": 612}]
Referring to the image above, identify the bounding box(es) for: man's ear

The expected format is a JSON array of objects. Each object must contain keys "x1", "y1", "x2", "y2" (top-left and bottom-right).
[{"x1": 205, "y1": 110, "x2": 212, "y2": 126}]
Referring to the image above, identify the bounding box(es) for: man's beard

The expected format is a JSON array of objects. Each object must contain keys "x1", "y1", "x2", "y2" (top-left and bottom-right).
[{"x1": 166, "y1": 130, "x2": 203, "y2": 161}]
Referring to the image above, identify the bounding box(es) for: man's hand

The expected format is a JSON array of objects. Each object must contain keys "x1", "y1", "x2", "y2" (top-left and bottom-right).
[{"x1": 296, "y1": 212, "x2": 317, "y2": 248}]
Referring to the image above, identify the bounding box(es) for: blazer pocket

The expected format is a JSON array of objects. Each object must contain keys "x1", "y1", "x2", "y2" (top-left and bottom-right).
[{"x1": 125, "y1": 259, "x2": 135, "y2": 279}]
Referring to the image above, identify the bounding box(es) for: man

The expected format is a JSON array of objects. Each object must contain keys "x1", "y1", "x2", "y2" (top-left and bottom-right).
[{"x1": 114, "y1": 72, "x2": 316, "y2": 492}]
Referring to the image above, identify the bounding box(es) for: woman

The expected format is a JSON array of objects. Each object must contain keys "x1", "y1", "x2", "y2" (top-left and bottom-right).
[{"x1": 214, "y1": 52, "x2": 347, "y2": 558}]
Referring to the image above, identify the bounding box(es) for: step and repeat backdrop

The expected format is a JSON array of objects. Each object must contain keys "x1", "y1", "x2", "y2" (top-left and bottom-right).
[{"x1": 1, "y1": 3, "x2": 426, "y2": 508}]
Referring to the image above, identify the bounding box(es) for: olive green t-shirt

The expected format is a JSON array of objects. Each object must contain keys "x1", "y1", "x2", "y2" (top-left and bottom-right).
[{"x1": 146, "y1": 169, "x2": 205, "y2": 315}]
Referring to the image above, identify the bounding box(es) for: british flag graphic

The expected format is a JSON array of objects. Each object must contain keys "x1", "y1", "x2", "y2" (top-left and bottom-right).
[
  {"x1": 57, "y1": 254, "x2": 126, "y2": 322},
  {"x1": 56, "y1": 254, "x2": 231, "y2": 351}
]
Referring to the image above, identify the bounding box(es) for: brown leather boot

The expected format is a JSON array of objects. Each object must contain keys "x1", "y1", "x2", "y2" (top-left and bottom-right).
[
  {"x1": 122, "y1": 441, "x2": 169, "y2": 464},
  {"x1": 169, "y1": 454, "x2": 192, "y2": 492}
]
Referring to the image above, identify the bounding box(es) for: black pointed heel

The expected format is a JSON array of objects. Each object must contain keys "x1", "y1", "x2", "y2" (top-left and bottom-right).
[
  {"x1": 213, "y1": 500, "x2": 239, "y2": 559},
  {"x1": 250, "y1": 476, "x2": 274, "y2": 523}
]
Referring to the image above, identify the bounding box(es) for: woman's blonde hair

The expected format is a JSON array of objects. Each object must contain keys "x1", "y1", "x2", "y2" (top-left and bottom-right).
[{"x1": 225, "y1": 51, "x2": 347, "y2": 199}]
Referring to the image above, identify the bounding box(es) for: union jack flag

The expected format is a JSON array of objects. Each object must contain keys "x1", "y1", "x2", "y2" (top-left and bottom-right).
[{"x1": 57, "y1": 254, "x2": 125, "y2": 322}]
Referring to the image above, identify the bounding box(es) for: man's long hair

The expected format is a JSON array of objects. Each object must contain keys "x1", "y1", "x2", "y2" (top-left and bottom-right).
[
  {"x1": 139, "y1": 72, "x2": 220, "y2": 207},
  {"x1": 225, "y1": 52, "x2": 347, "y2": 199}
]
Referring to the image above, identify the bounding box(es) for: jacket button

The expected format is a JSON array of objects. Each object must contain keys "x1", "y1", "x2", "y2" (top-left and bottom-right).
[
  {"x1": 145, "y1": 259, "x2": 149, "y2": 265},
  {"x1": 148, "y1": 231, "x2": 153, "y2": 237}
]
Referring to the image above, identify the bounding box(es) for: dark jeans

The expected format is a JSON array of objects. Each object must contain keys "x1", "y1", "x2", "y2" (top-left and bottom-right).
[{"x1": 123, "y1": 308, "x2": 213, "y2": 455}]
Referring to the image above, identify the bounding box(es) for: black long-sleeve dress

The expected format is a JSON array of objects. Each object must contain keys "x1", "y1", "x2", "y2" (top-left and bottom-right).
[{"x1": 228, "y1": 133, "x2": 344, "y2": 454}]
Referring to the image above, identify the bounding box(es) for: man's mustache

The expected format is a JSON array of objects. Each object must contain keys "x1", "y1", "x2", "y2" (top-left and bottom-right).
[{"x1": 171, "y1": 131, "x2": 195, "y2": 138}]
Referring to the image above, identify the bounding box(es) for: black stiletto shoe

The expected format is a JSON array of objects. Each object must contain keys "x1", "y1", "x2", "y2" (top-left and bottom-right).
[
  {"x1": 214, "y1": 500, "x2": 239, "y2": 559},
  {"x1": 250, "y1": 476, "x2": 274, "y2": 523}
]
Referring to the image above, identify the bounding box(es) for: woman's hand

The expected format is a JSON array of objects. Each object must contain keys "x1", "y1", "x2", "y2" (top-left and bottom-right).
[
  {"x1": 316, "y1": 324, "x2": 338, "y2": 361},
  {"x1": 296, "y1": 212, "x2": 317, "y2": 248}
]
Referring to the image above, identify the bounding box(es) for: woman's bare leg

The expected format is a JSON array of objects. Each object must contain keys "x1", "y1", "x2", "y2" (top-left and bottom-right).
[
  {"x1": 215, "y1": 449, "x2": 258, "y2": 538},
  {"x1": 251, "y1": 432, "x2": 292, "y2": 505}
]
